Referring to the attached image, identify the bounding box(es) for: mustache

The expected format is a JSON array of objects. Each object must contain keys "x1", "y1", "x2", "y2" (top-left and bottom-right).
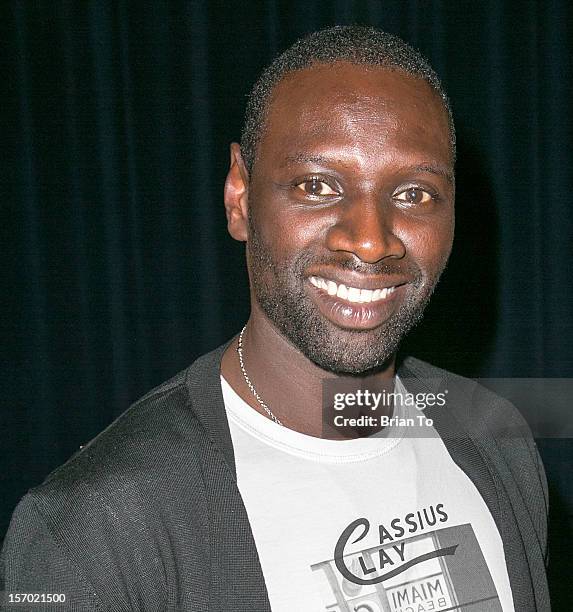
[{"x1": 294, "y1": 252, "x2": 423, "y2": 280}]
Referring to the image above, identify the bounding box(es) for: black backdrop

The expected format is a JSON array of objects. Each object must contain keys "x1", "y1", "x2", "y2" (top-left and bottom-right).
[{"x1": 2, "y1": 1, "x2": 572, "y2": 607}]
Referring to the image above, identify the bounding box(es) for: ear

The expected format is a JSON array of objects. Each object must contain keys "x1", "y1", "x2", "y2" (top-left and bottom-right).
[{"x1": 224, "y1": 143, "x2": 250, "y2": 242}]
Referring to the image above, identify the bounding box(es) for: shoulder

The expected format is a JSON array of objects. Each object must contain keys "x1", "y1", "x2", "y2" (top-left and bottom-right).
[
  {"x1": 43, "y1": 367, "x2": 200, "y2": 491},
  {"x1": 22, "y1": 361, "x2": 217, "y2": 549},
  {"x1": 399, "y1": 355, "x2": 532, "y2": 436},
  {"x1": 2, "y1": 360, "x2": 223, "y2": 605},
  {"x1": 399, "y1": 354, "x2": 545, "y2": 491},
  {"x1": 25, "y1": 340, "x2": 232, "y2": 526}
]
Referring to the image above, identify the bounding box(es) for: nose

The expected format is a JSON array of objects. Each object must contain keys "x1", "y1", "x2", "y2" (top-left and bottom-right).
[{"x1": 325, "y1": 196, "x2": 406, "y2": 263}]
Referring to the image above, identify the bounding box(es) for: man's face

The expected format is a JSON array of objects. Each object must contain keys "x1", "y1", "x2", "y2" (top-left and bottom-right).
[{"x1": 245, "y1": 62, "x2": 455, "y2": 375}]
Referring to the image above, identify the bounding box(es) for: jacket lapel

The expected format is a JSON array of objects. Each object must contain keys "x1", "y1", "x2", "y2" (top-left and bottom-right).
[{"x1": 185, "y1": 339, "x2": 272, "y2": 611}]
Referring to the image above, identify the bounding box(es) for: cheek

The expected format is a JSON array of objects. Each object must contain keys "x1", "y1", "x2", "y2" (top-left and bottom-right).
[
  {"x1": 255, "y1": 205, "x2": 332, "y2": 257},
  {"x1": 249, "y1": 175, "x2": 339, "y2": 252},
  {"x1": 397, "y1": 216, "x2": 454, "y2": 271}
]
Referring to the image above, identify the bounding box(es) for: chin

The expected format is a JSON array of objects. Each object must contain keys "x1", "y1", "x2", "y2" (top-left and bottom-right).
[
  {"x1": 254, "y1": 271, "x2": 434, "y2": 375},
  {"x1": 278, "y1": 316, "x2": 405, "y2": 376}
]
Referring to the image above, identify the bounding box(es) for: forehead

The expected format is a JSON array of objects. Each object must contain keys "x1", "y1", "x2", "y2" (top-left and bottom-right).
[{"x1": 258, "y1": 61, "x2": 452, "y2": 167}]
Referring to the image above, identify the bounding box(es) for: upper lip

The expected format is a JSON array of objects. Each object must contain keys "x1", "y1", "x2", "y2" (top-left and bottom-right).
[{"x1": 305, "y1": 270, "x2": 412, "y2": 291}]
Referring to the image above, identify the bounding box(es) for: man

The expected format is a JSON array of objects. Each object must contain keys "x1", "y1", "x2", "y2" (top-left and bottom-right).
[{"x1": 1, "y1": 26, "x2": 549, "y2": 611}]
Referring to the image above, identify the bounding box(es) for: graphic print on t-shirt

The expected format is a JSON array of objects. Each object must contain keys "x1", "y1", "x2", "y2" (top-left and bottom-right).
[{"x1": 311, "y1": 510, "x2": 502, "y2": 612}]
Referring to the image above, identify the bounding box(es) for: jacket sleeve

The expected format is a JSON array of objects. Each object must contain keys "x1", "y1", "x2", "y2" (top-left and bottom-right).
[{"x1": 1, "y1": 493, "x2": 102, "y2": 611}]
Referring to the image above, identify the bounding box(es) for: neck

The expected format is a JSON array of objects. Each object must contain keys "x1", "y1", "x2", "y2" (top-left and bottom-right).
[{"x1": 221, "y1": 301, "x2": 396, "y2": 438}]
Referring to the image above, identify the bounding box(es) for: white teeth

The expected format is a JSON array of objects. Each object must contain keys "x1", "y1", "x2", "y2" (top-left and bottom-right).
[
  {"x1": 360, "y1": 289, "x2": 373, "y2": 303},
  {"x1": 309, "y1": 276, "x2": 397, "y2": 303},
  {"x1": 348, "y1": 287, "x2": 361, "y2": 302}
]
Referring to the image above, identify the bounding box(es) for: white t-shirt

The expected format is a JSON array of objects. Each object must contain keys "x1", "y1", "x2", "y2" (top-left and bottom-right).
[{"x1": 221, "y1": 375, "x2": 515, "y2": 612}]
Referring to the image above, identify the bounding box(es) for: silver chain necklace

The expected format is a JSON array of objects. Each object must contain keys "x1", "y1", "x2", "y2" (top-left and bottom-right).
[{"x1": 237, "y1": 325, "x2": 283, "y2": 426}]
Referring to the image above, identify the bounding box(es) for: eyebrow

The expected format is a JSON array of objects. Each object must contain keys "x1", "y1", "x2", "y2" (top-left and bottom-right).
[
  {"x1": 281, "y1": 153, "x2": 333, "y2": 167},
  {"x1": 412, "y1": 164, "x2": 455, "y2": 185},
  {"x1": 281, "y1": 154, "x2": 454, "y2": 185}
]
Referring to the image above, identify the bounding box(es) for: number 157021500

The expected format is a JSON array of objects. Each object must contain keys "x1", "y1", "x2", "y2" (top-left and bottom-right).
[{"x1": 5, "y1": 593, "x2": 66, "y2": 604}]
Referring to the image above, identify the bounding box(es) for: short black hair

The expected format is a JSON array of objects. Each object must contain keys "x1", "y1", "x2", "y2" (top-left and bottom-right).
[{"x1": 240, "y1": 25, "x2": 455, "y2": 173}]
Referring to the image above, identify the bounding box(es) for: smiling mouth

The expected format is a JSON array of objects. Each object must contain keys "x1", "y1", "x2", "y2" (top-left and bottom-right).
[
  {"x1": 306, "y1": 275, "x2": 407, "y2": 330},
  {"x1": 308, "y1": 276, "x2": 397, "y2": 303}
]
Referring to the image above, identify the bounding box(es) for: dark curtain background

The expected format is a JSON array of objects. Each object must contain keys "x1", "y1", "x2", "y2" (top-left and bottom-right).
[{"x1": 2, "y1": 1, "x2": 572, "y2": 607}]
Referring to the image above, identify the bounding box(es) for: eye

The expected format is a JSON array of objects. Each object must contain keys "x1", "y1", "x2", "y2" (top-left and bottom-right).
[
  {"x1": 393, "y1": 187, "x2": 435, "y2": 206},
  {"x1": 295, "y1": 178, "x2": 339, "y2": 197}
]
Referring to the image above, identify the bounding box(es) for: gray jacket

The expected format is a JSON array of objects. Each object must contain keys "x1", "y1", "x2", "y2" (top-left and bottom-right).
[{"x1": 0, "y1": 341, "x2": 550, "y2": 611}]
